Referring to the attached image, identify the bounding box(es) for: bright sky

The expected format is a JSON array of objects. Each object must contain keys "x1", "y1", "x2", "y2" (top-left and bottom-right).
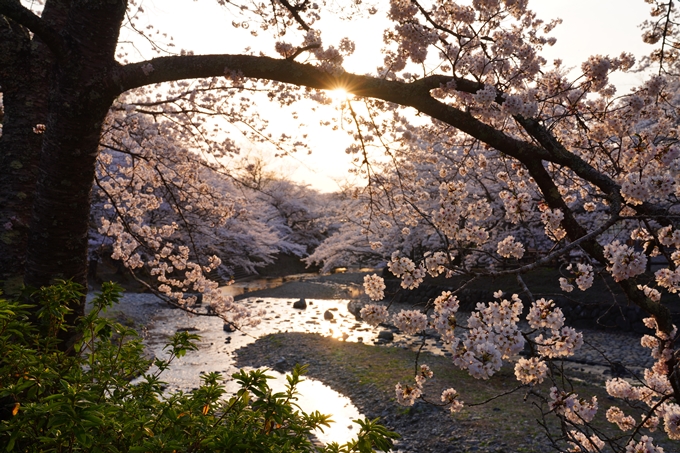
[{"x1": 123, "y1": 0, "x2": 656, "y2": 192}]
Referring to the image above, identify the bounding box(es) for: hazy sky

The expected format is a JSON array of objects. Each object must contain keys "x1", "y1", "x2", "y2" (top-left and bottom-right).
[{"x1": 123, "y1": 0, "x2": 656, "y2": 192}]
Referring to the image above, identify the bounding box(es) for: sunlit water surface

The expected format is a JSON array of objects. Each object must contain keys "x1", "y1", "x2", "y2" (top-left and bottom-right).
[
  {"x1": 137, "y1": 296, "x2": 385, "y2": 445},
  {"x1": 91, "y1": 278, "x2": 638, "y2": 446}
]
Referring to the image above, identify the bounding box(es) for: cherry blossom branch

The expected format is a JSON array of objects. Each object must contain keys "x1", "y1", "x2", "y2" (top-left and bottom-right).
[
  {"x1": 118, "y1": 55, "x2": 630, "y2": 205},
  {"x1": 410, "y1": 0, "x2": 466, "y2": 41},
  {"x1": 286, "y1": 43, "x2": 321, "y2": 60},
  {"x1": 524, "y1": 157, "x2": 674, "y2": 335},
  {"x1": 275, "y1": 0, "x2": 311, "y2": 31},
  {"x1": 478, "y1": 214, "x2": 619, "y2": 278},
  {"x1": 657, "y1": 0, "x2": 675, "y2": 74},
  {"x1": 465, "y1": 385, "x2": 526, "y2": 407}
]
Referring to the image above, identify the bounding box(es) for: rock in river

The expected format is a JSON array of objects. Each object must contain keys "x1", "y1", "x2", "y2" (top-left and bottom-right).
[
  {"x1": 273, "y1": 357, "x2": 289, "y2": 372},
  {"x1": 292, "y1": 298, "x2": 307, "y2": 309},
  {"x1": 347, "y1": 300, "x2": 364, "y2": 320},
  {"x1": 377, "y1": 330, "x2": 394, "y2": 342}
]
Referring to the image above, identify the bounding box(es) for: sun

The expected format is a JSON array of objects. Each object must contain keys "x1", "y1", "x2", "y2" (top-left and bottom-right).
[{"x1": 327, "y1": 87, "x2": 352, "y2": 103}]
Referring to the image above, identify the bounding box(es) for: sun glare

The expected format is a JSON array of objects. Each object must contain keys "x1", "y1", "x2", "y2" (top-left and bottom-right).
[{"x1": 327, "y1": 87, "x2": 352, "y2": 103}]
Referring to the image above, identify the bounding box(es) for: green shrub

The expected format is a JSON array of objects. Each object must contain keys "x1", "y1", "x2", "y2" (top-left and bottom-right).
[{"x1": 0, "y1": 281, "x2": 398, "y2": 452}]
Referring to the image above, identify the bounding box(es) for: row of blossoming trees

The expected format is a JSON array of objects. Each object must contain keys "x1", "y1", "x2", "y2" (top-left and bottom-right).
[
  {"x1": 1, "y1": 0, "x2": 680, "y2": 451},
  {"x1": 89, "y1": 97, "x2": 342, "y2": 320}
]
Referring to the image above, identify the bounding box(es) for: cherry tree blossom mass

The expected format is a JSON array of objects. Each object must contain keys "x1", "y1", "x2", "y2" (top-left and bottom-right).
[
  {"x1": 1, "y1": 0, "x2": 680, "y2": 451},
  {"x1": 119, "y1": 0, "x2": 653, "y2": 193}
]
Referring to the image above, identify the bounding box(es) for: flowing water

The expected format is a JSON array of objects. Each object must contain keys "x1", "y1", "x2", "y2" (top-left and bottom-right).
[
  {"x1": 91, "y1": 276, "x2": 643, "y2": 446},
  {"x1": 120, "y1": 293, "x2": 384, "y2": 445},
  {"x1": 220, "y1": 273, "x2": 321, "y2": 298}
]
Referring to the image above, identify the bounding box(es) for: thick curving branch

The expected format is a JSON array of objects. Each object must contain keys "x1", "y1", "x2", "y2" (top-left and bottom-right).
[
  {"x1": 0, "y1": 0, "x2": 65, "y2": 60},
  {"x1": 523, "y1": 157, "x2": 674, "y2": 335},
  {"x1": 117, "y1": 55, "x2": 553, "y2": 162},
  {"x1": 119, "y1": 56, "x2": 633, "y2": 205}
]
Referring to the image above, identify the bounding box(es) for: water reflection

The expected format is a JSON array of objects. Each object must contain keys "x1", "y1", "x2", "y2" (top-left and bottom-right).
[
  {"x1": 141, "y1": 296, "x2": 372, "y2": 445},
  {"x1": 263, "y1": 369, "x2": 363, "y2": 445},
  {"x1": 219, "y1": 271, "x2": 374, "y2": 299},
  {"x1": 220, "y1": 273, "x2": 319, "y2": 298}
]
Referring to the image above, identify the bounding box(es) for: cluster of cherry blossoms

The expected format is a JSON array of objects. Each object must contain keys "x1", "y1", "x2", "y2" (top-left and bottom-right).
[
  {"x1": 430, "y1": 291, "x2": 461, "y2": 343},
  {"x1": 653, "y1": 226, "x2": 680, "y2": 294},
  {"x1": 395, "y1": 363, "x2": 464, "y2": 413},
  {"x1": 549, "y1": 387, "x2": 598, "y2": 425},
  {"x1": 275, "y1": 29, "x2": 355, "y2": 74},
  {"x1": 528, "y1": 298, "x2": 583, "y2": 358},
  {"x1": 387, "y1": 253, "x2": 426, "y2": 290},
  {"x1": 393, "y1": 309, "x2": 429, "y2": 335},
  {"x1": 498, "y1": 190, "x2": 532, "y2": 224},
  {"x1": 496, "y1": 235, "x2": 525, "y2": 259},
  {"x1": 362, "y1": 277, "x2": 588, "y2": 383},
  {"x1": 362, "y1": 274, "x2": 386, "y2": 301},
  {"x1": 601, "y1": 316, "x2": 680, "y2": 443},
  {"x1": 623, "y1": 436, "x2": 665, "y2": 453},
  {"x1": 514, "y1": 356, "x2": 548, "y2": 385},
  {"x1": 539, "y1": 206, "x2": 567, "y2": 242},
  {"x1": 603, "y1": 241, "x2": 648, "y2": 282},
  {"x1": 449, "y1": 293, "x2": 524, "y2": 379},
  {"x1": 559, "y1": 263, "x2": 595, "y2": 293}
]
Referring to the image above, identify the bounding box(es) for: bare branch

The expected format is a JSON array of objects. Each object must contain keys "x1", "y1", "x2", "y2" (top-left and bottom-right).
[{"x1": 276, "y1": 0, "x2": 311, "y2": 31}]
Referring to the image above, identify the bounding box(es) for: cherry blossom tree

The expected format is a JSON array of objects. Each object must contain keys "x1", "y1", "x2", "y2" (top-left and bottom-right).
[
  {"x1": 88, "y1": 100, "x2": 335, "y2": 315},
  {"x1": 346, "y1": 1, "x2": 680, "y2": 449},
  {"x1": 90, "y1": 129, "x2": 331, "y2": 282},
  {"x1": 1, "y1": 0, "x2": 680, "y2": 449},
  {"x1": 239, "y1": 175, "x2": 332, "y2": 256}
]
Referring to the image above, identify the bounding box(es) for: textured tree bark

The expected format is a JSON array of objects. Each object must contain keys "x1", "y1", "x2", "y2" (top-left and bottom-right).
[
  {"x1": 0, "y1": 17, "x2": 46, "y2": 289},
  {"x1": 18, "y1": 0, "x2": 126, "y2": 348},
  {"x1": 0, "y1": 1, "x2": 70, "y2": 290}
]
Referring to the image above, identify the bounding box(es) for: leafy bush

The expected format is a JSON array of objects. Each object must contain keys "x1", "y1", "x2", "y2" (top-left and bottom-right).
[{"x1": 0, "y1": 281, "x2": 398, "y2": 452}]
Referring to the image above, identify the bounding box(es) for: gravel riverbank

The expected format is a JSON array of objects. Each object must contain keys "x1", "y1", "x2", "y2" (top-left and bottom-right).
[
  {"x1": 92, "y1": 271, "x2": 664, "y2": 453},
  {"x1": 234, "y1": 332, "x2": 553, "y2": 453}
]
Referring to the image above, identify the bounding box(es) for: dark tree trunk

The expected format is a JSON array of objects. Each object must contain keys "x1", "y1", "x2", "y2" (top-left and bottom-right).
[
  {"x1": 16, "y1": 0, "x2": 126, "y2": 348},
  {"x1": 0, "y1": 1, "x2": 70, "y2": 291},
  {"x1": 0, "y1": 17, "x2": 47, "y2": 290}
]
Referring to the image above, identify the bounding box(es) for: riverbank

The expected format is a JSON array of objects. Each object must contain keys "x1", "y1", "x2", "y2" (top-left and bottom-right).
[
  {"x1": 92, "y1": 270, "x2": 671, "y2": 452},
  {"x1": 235, "y1": 332, "x2": 556, "y2": 453},
  {"x1": 228, "y1": 271, "x2": 669, "y2": 453},
  {"x1": 227, "y1": 270, "x2": 656, "y2": 375}
]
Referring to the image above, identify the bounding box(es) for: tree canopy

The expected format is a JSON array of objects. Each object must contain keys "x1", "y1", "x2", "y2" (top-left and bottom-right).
[{"x1": 2, "y1": 0, "x2": 680, "y2": 450}]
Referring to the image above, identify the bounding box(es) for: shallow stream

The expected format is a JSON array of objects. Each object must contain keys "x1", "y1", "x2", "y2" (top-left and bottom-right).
[
  {"x1": 93, "y1": 275, "x2": 651, "y2": 446},
  {"x1": 131, "y1": 294, "x2": 383, "y2": 445}
]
